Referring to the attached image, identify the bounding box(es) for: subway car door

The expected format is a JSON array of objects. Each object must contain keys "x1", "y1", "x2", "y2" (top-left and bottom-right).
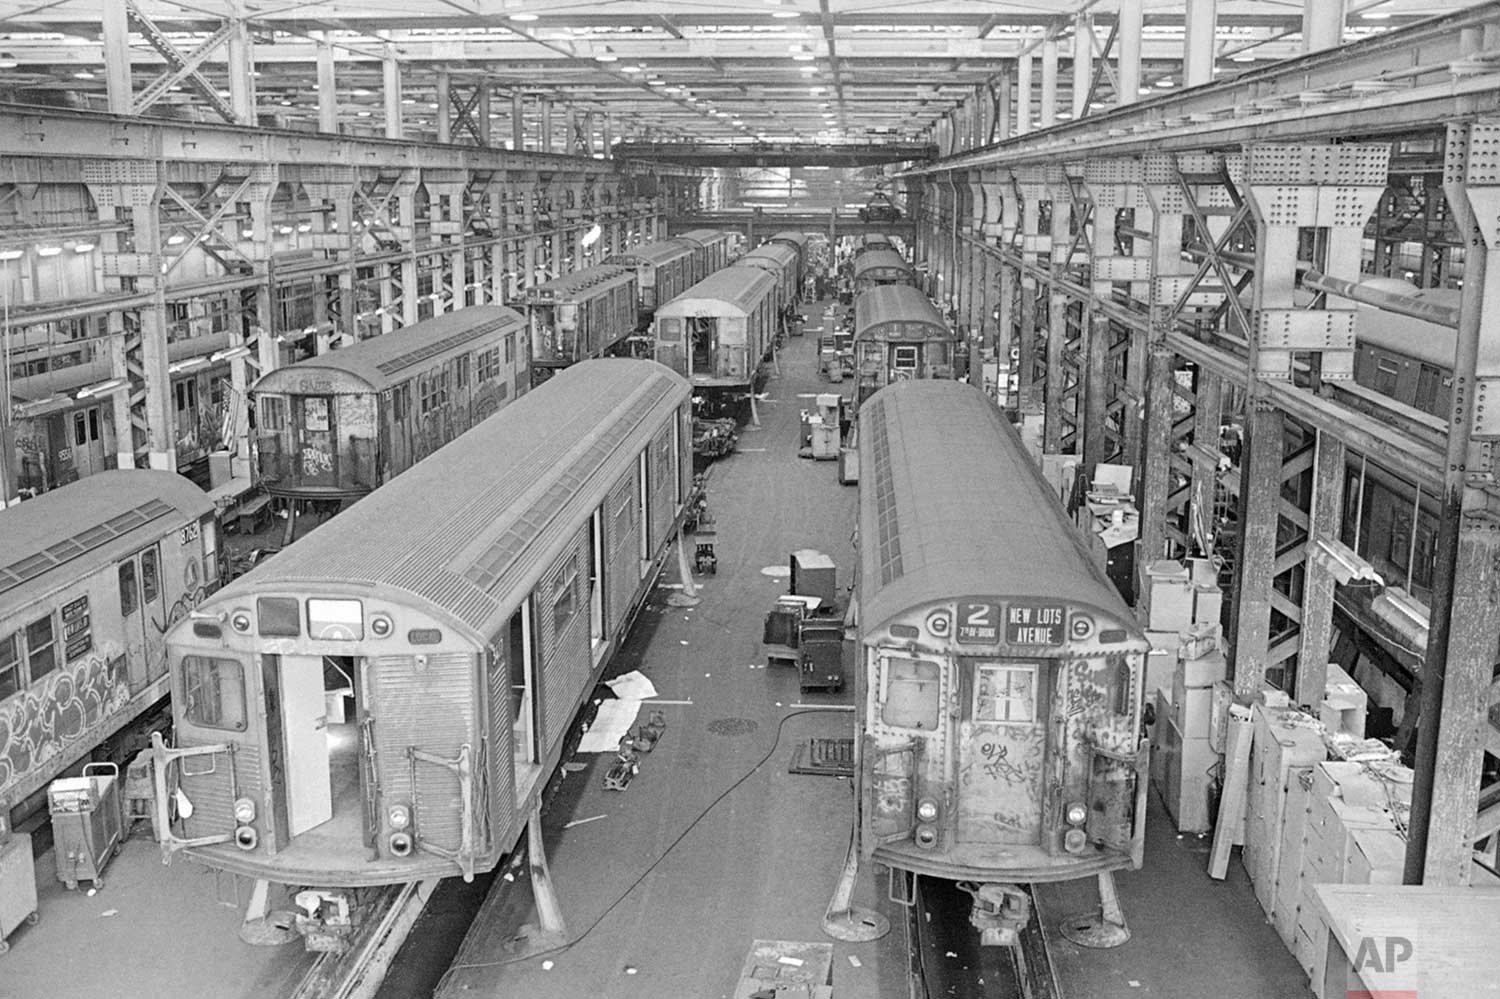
[
  {"x1": 956, "y1": 657, "x2": 1047, "y2": 844},
  {"x1": 267, "y1": 654, "x2": 333, "y2": 836},
  {"x1": 296, "y1": 396, "x2": 337, "y2": 489},
  {"x1": 116, "y1": 545, "x2": 167, "y2": 690},
  {"x1": 71, "y1": 406, "x2": 107, "y2": 478}
]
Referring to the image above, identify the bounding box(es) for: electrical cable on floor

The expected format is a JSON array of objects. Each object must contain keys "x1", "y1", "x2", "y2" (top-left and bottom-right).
[{"x1": 435, "y1": 705, "x2": 853, "y2": 987}]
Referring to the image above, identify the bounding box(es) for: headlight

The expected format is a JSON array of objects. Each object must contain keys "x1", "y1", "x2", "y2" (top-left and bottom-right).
[
  {"x1": 1065, "y1": 801, "x2": 1088, "y2": 826},
  {"x1": 370, "y1": 613, "x2": 394, "y2": 638},
  {"x1": 230, "y1": 611, "x2": 252, "y2": 633},
  {"x1": 916, "y1": 798, "x2": 940, "y2": 823},
  {"x1": 1064, "y1": 827, "x2": 1088, "y2": 854},
  {"x1": 233, "y1": 797, "x2": 256, "y2": 824},
  {"x1": 388, "y1": 804, "x2": 411, "y2": 830}
]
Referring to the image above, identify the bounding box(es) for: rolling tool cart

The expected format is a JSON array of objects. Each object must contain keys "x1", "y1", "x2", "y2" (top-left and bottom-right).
[
  {"x1": 49, "y1": 762, "x2": 126, "y2": 891},
  {"x1": 0, "y1": 818, "x2": 38, "y2": 955}
]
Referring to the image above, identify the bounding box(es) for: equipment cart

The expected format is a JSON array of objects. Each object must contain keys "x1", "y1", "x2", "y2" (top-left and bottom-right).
[
  {"x1": 48, "y1": 762, "x2": 125, "y2": 890},
  {"x1": 797, "y1": 619, "x2": 845, "y2": 693},
  {"x1": 0, "y1": 827, "x2": 38, "y2": 954}
]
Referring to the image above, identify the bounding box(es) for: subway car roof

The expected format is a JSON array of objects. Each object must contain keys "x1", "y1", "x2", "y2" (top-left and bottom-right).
[
  {"x1": 521, "y1": 263, "x2": 634, "y2": 298},
  {"x1": 856, "y1": 379, "x2": 1138, "y2": 635},
  {"x1": 606, "y1": 240, "x2": 695, "y2": 265},
  {"x1": 1356, "y1": 287, "x2": 1461, "y2": 369},
  {"x1": 854, "y1": 284, "x2": 945, "y2": 332},
  {"x1": 0, "y1": 469, "x2": 213, "y2": 613},
  {"x1": 851, "y1": 248, "x2": 914, "y2": 277},
  {"x1": 657, "y1": 266, "x2": 778, "y2": 315},
  {"x1": 209, "y1": 358, "x2": 690, "y2": 642},
  {"x1": 250, "y1": 306, "x2": 524, "y2": 396}
]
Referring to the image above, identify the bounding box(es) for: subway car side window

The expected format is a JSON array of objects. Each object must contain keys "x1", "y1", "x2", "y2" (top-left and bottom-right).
[
  {"x1": 182, "y1": 655, "x2": 248, "y2": 731},
  {"x1": 119, "y1": 561, "x2": 138, "y2": 617}
]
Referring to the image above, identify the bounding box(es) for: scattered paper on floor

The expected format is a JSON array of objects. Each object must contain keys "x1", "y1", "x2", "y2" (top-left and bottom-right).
[
  {"x1": 579, "y1": 698, "x2": 645, "y2": 752},
  {"x1": 606, "y1": 670, "x2": 659, "y2": 700}
]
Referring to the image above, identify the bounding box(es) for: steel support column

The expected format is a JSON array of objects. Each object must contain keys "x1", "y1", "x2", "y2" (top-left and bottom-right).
[
  {"x1": 1296, "y1": 431, "x2": 1347, "y2": 706},
  {"x1": 1406, "y1": 121, "x2": 1500, "y2": 886}
]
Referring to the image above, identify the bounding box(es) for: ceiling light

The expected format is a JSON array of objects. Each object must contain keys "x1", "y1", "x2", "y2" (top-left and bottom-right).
[
  {"x1": 0, "y1": 59, "x2": 17, "y2": 70},
  {"x1": 0, "y1": 248, "x2": 23, "y2": 261},
  {"x1": 800, "y1": 65, "x2": 817, "y2": 75},
  {"x1": 509, "y1": 11, "x2": 538, "y2": 21},
  {"x1": 791, "y1": 51, "x2": 814, "y2": 62},
  {"x1": 1138, "y1": 86, "x2": 1152, "y2": 95},
  {"x1": 166, "y1": 233, "x2": 186, "y2": 245},
  {"x1": 595, "y1": 48, "x2": 618, "y2": 62},
  {"x1": 357, "y1": 110, "x2": 372, "y2": 117},
  {"x1": 622, "y1": 64, "x2": 643, "y2": 73},
  {"x1": 36, "y1": 245, "x2": 61, "y2": 257},
  {"x1": 1362, "y1": 10, "x2": 1391, "y2": 19},
  {"x1": 1155, "y1": 78, "x2": 1175, "y2": 88},
  {"x1": 72, "y1": 242, "x2": 95, "y2": 253},
  {"x1": 1230, "y1": 51, "x2": 1256, "y2": 62}
]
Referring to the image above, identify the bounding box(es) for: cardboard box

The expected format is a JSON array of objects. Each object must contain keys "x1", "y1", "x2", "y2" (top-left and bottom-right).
[
  {"x1": 1179, "y1": 648, "x2": 1228, "y2": 687},
  {"x1": 1162, "y1": 715, "x2": 1217, "y2": 834},
  {"x1": 1271, "y1": 767, "x2": 1314, "y2": 943},
  {"x1": 1319, "y1": 662, "x2": 1368, "y2": 738},
  {"x1": 1178, "y1": 621, "x2": 1221, "y2": 659},
  {"x1": 1172, "y1": 672, "x2": 1215, "y2": 739},
  {"x1": 1344, "y1": 827, "x2": 1406, "y2": 885},
  {"x1": 1188, "y1": 556, "x2": 1218, "y2": 586},
  {"x1": 1192, "y1": 584, "x2": 1223, "y2": 626},
  {"x1": 1145, "y1": 648, "x2": 1175, "y2": 701},
  {"x1": 1146, "y1": 560, "x2": 1194, "y2": 632},
  {"x1": 1146, "y1": 629, "x2": 1183, "y2": 653}
]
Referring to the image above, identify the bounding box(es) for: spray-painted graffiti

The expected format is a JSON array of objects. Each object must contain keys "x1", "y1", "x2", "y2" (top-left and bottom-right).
[
  {"x1": 151, "y1": 586, "x2": 209, "y2": 635},
  {"x1": 0, "y1": 643, "x2": 131, "y2": 799},
  {"x1": 300, "y1": 445, "x2": 333, "y2": 476},
  {"x1": 11, "y1": 431, "x2": 46, "y2": 457}
]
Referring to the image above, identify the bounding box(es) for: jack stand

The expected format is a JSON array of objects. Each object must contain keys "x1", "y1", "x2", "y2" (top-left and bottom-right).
[
  {"x1": 238, "y1": 878, "x2": 299, "y2": 946},
  {"x1": 507, "y1": 810, "x2": 569, "y2": 958},
  {"x1": 1058, "y1": 871, "x2": 1130, "y2": 948},
  {"x1": 821, "y1": 827, "x2": 889, "y2": 942}
]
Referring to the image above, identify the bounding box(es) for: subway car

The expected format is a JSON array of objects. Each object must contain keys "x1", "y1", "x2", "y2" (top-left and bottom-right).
[
  {"x1": 849, "y1": 380, "x2": 1148, "y2": 946},
  {"x1": 251, "y1": 306, "x2": 527, "y2": 502},
  {"x1": 851, "y1": 284, "x2": 961, "y2": 405},
  {"x1": 673, "y1": 228, "x2": 735, "y2": 278},
  {"x1": 604, "y1": 238, "x2": 698, "y2": 317},
  {"x1": 8, "y1": 344, "x2": 233, "y2": 495},
  {"x1": 653, "y1": 265, "x2": 781, "y2": 405},
  {"x1": 520, "y1": 265, "x2": 639, "y2": 385},
  {"x1": 0, "y1": 470, "x2": 219, "y2": 829},
  {"x1": 152, "y1": 359, "x2": 692, "y2": 947},
  {"x1": 851, "y1": 248, "x2": 919, "y2": 294}
]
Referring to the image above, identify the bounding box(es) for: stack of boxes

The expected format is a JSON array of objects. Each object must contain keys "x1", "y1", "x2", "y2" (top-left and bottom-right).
[
  {"x1": 1143, "y1": 558, "x2": 1228, "y2": 834},
  {"x1": 1279, "y1": 759, "x2": 1412, "y2": 986},
  {"x1": 1240, "y1": 667, "x2": 1413, "y2": 990}
]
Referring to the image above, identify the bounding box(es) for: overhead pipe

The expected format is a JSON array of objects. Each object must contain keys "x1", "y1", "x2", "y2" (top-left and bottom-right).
[{"x1": 1301, "y1": 270, "x2": 1460, "y2": 328}]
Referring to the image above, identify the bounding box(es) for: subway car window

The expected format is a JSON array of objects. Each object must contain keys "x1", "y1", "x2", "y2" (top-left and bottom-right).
[
  {"x1": 141, "y1": 549, "x2": 160, "y2": 603},
  {"x1": 183, "y1": 655, "x2": 248, "y2": 731},
  {"x1": 26, "y1": 614, "x2": 58, "y2": 682},
  {"x1": 881, "y1": 656, "x2": 941, "y2": 730},
  {"x1": 0, "y1": 632, "x2": 20, "y2": 700},
  {"x1": 119, "y1": 561, "x2": 138, "y2": 617},
  {"x1": 974, "y1": 663, "x2": 1035, "y2": 723}
]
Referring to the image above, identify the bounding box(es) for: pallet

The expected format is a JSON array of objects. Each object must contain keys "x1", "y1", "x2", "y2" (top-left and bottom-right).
[{"x1": 788, "y1": 738, "x2": 854, "y2": 778}]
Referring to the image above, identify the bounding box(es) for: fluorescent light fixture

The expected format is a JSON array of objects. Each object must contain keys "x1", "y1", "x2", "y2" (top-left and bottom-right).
[
  {"x1": 595, "y1": 48, "x2": 618, "y2": 62},
  {"x1": 1155, "y1": 78, "x2": 1175, "y2": 88},
  {"x1": 36, "y1": 245, "x2": 61, "y2": 257},
  {"x1": 622, "y1": 64, "x2": 643, "y2": 73},
  {"x1": 210, "y1": 345, "x2": 253, "y2": 362},
  {"x1": 73, "y1": 70, "x2": 94, "y2": 80},
  {"x1": 297, "y1": 222, "x2": 312, "y2": 232},
  {"x1": 73, "y1": 242, "x2": 95, "y2": 253},
  {"x1": 1311, "y1": 538, "x2": 1382, "y2": 585},
  {"x1": 1230, "y1": 51, "x2": 1256, "y2": 62},
  {"x1": 12, "y1": 394, "x2": 72, "y2": 418},
  {"x1": 0, "y1": 248, "x2": 23, "y2": 261},
  {"x1": 0, "y1": 60, "x2": 18, "y2": 70},
  {"x1": 510, "y1": 11, "x2": 538, "y2": 20},
  {"x1": 581, "y1": 224, "x2": 602, "y2": 247},
  {"x1": 77, "y1": 377, "x2": 128, "y2": 399},
  {"x1": 168, "y1": 357, "x2": 211, "y2": 375}
]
